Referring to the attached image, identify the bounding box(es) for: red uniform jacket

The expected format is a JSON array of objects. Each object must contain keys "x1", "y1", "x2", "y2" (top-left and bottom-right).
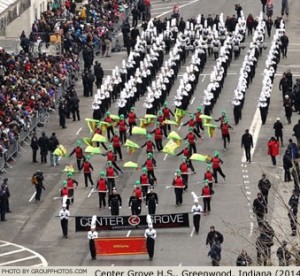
[{"x1": 268, "y1": 140, "x2": 279, "y2": 156}]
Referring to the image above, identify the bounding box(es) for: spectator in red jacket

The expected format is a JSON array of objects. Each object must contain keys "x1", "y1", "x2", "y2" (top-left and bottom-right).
[{"x1": 268, "y1": 137, "x2": 280, "y2": 166}]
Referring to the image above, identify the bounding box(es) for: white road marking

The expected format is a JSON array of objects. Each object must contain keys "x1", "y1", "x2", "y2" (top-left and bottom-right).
[
  {"x1": 179, "y1": 263, "x2": 182, "y2": 266},
  {"x1": 0, "y1": 248, "x2": 25, "y2": 257},
  {"x1": 76, "y1": 127, "x2": 82, "y2": 136},
  {"x1": 29, "y1": 192, "x2": 36, "y2": 202},
  {"x1": 126, "y1": 230, "x2": 131, "y2": 237},
  {"x1": 178, "y1": 122, "x2": 183, "y2": 130},
  {"x1": 0, "y1": 240, "x2": 47, "y2": 266},
  {"x1": 249, "y1": 222, "x2": 254, "y2": 237},
  {"x1": 190, "y1": 228, "x2": 195, "y2": 237},
  {"x1": 163, "y1": 154, "x2": 168, "y2": 161},
  {"x1": 191, "y1": 97, "x2": 196, "y2": 105},
  {"x1": 201, "y1": 75, "x2": 206, "y2": 82},
  {"x1": 111, "y1": 264, "x2": 115, "y2": 266},
  {"x1": 0, "y1": 255, "x2": 38, "y2": 266},
  {"x1": 58, "y1": 156, "x2": 62, "y2": 161}
]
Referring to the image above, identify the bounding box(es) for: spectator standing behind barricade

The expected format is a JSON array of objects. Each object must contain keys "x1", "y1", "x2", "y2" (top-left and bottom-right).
[
  {"x1": 30, "y1": 132, "x2": 39, "y2": 163},
  {"x1": 38, "y1": 131, "x2": 49, "y2": 164},
  {"x1": 131, "y1": 5, "x2": 140, "y2": 28},
  {"x1": 48, "y1": 132, "x2": 59, "y2": 167},
  {"x1": 104, "y1": 33, "x2": 112, "y2": 58},
  {"x1": 246, "y1": 14, "x2": 255, "y2": 35}
]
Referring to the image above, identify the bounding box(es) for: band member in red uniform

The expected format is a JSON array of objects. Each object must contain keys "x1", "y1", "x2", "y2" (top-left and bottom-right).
[
  {"x1": 104, "y1": 112, "x2": 115, "y2": 140},
  {"x1": 220, "y1": 119, "x2": 233, "y2": 151},
  {"x1": 66, "y1": 172, "x2": 78, "y2": 204},
  {"x1": 80, "y1": 155, "x2": 94, "y2": 188},
  {"x1": 162, "y1": 102, "x2": 174, "y2": 135},
  {"x1": 97, "y1": 171, "x2": 108, "y2": 209},
  {"x1": 179, "y1": 156, "x2": 192, "y2": 191},
  {"x1": 150, "y1": 122, "x2": 163, "y2": 152},
  {"x1": 102, "y1": 145, "x2": 123, "y2": 174},
  {"x1": 176, "y1": 142, "x2": 195, "y2": 173},
  {"x1": 60, "y1": 180, "x2": 71, "y2": 210},
  {"x1": 127, "y1": 107, "x2": 137, "y2": 136},
  {"x1": 116, "y1": 114, "x2": 128, "y2": 144},
  {"x1": 202, "y1": 181, "x2": 213, "y2": 215},
  {"x1": 204, "y1": 165, "x2": 215, "y2": 189},
  {"x1": 69, "y1": 140, "x2": 85, "y2": 171},
  {"x1": 106, "y1": 161, "x2": 119, "y2": 194},
  {"x1": 141, "y1": 134, "x2": 156, "y2": 155},
  {"x1": 211, "y1": 151, "x2": 226, "y2": 184},
  {"x1": 111, "y1": 130, "x2": 123, "y2": 161},
  {"x1": 195, "y1": 107, "x2": 204, "y2": 133},
  {"x1": 93, "y1": 123, "x2": 107, "y2": 150},
  {"x1": 183, "y1": 113, "x2": 201, "y2": 138},
  {"x1": 172, "y1": 170, "x2": 185, "y2": 206},
  {"x1": 140, "y1": 167, "x2": 150, "y2": 197},
  {"x1": 142, "y1": 153, "x2": 157, "y2": 185},
  {"x1": 184, "y1": 127, "x2": 200, "y2": 154},
  {"x1": 146, "y1": 186, "x2": 158, "y2": 214}
]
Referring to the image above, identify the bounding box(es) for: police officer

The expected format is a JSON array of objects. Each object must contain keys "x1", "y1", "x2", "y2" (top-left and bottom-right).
[
  {"x1": 191, "y1": 199, "x2": 203, "y2": 234},
  {"x1": 258, "y1": 174, "x2": 272, "y2": 211},
  {"x1": 87, "y1": 226, "x2": 98, "y2": 260},
  {"x1": 144, "y1": 223, "x2": 157, "y2": 261},
  {"x1": 59, "y1": 204, "x2": 70, "y2": 238},
  {"x1": 33, "y1": 170, "x2": 45, "y2": 203}
]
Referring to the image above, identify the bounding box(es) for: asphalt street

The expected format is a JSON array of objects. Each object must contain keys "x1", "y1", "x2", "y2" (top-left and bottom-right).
[{"x1": 1, "y1": 0, "x2": 300, "y2": 267}]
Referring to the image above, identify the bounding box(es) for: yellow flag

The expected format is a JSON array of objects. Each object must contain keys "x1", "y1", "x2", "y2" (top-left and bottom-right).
[{"x1": 162, "y1": 140, "x2": 180, "y2": 156}]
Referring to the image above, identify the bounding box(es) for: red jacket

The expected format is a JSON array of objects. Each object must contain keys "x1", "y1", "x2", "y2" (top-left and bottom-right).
[
  {"x1": 212, "y1": 157, "x2": 222, "y2": 169},
  {"x1": 135, "y1": 187, "x2": 142, "y2": 199},
  {"x1": 204, "y1": 171, "x2": 214, "y2": 182},
  {"x1": 97, "y1": 179, "x2": 108, "y2": 191},
  {"x1": 106, "y1": 167, "x2": 115, "y2": 177},
  {"x1": 61, "y1": 187, "x2": 69, "y2": 197},
  {"x1": 83, "y1": 161, "x2": 92, "y2": 173},
  {"x1": 268, "y1": 140, "x2": 279, "y2": 156},
  {"x1": 154, "y1": 128, "x2": 163, "y2": 140},
  {"x1": 112, "y1": 136, "x2": 121, "y2": 148},
  {"x1": 172, "y1": 176, "x2": 185, "y2": 187},
  {"x1": 221, "y1": 124, "x2": 230, "y2": 136},
  {"x1": 202, "y1": 187, "x2": 212, "y2": 197},
  {"x1": 67, "y1": 178, "x2": 74, "y2": 189},
  {"x1": 107, "y1": 151, "x2": 115, "y2": 161},
  {"x1": 180, "y1": 163, "x2": 189, "y2": 173},
  {"x1": 128, "y1": 112, "x2": 136, "y2": 123},
  {"x1": 75, "y1": 147, "x2": 83, "y2": 159},
  {"x1": 117, "y1": 120, "x2": 127, "y2": 132},
  {"x1": 146, "y1": 141, "x2": 153, "y2": 152},
  {"x1": 187, "y1": 133, "x2": 196, "y2": 144},
  {"x1": 140, "y1": 174, "x2": 149, "y2": 185}
]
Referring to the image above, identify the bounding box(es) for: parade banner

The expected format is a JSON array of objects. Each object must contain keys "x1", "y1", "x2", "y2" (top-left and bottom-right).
[
  {"x1": 75, "y1": 212, "x2": 189, "y2": 232},
  {"x1": 95, "y1": 237, "x2": 147, "y2": 256}
]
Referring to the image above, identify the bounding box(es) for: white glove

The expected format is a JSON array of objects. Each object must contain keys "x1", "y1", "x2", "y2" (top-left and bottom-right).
[
  {"x1": 119, "y1": 206, "x2": 122, "y2": 209},
  {"x1": 146, "y1": 206, "x2": 148, "y2": 208},
  {"x1": 129, "y1": 207, "x2": 131, "y2": 209},
  {"x1": 109, "y1": 207, "x2": 111, "y2": 209}
]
